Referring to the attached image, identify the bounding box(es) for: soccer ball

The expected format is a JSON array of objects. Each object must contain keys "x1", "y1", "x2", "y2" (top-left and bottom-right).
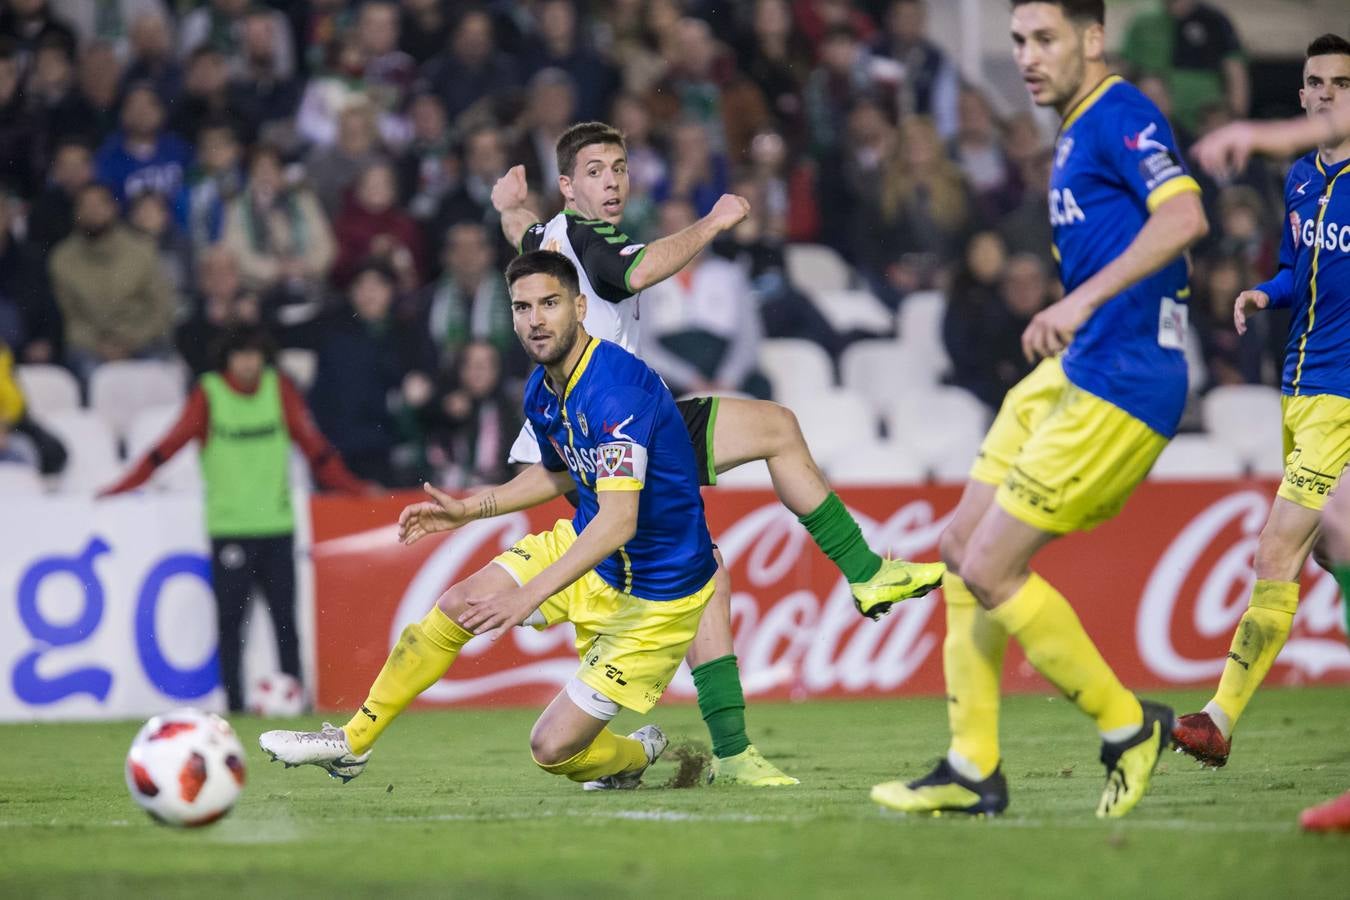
[
  {"x1": 125, "y1": 708, "x2": 246, "y2": 827},
  {"x1": 248, "y1": 672, "x2": 305, "y2": 717}
]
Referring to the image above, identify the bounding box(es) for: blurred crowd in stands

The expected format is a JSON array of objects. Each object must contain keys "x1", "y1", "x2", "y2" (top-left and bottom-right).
[{"x1": 0, "y1": 0, "x2": 1290, "y2": 488}]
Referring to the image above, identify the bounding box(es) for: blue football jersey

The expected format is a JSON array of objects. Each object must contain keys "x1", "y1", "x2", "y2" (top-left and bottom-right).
[
  {"x1": 1050, "y1": 75, "x2": 1201, "y2": 437},
  {"x1": 522, "y1": 338, "x2": 717, "y2": 600},
  {"x1": 1256, "y1": 152, "x2": 1350, "y2": 399}
]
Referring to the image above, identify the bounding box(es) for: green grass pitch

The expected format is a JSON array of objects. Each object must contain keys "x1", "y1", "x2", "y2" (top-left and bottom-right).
[{"x1": 2, "y1": 687, "x2": 1348, "y2": 899}]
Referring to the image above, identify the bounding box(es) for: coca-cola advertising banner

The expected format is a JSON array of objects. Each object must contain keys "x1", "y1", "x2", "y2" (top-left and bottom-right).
[{"x1": 311, "y1": 483, "x2": 1350, "y2": 711}]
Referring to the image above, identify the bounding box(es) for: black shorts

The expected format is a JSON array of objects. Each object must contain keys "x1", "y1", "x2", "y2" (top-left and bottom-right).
[{"x1": 677, "y1": 396, "x2": 720, "y2": 487}]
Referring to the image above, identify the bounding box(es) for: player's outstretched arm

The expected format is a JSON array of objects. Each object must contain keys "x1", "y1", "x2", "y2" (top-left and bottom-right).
[
  {"x1": 397, "y1": 463, "x2": 572, "y2": 545},
  {"x1": 1193, "y1": 106, "x2": 1350, "y2": 178},
  {"x1": 625, "y1": 193, "x2": 750, "y2": 292},
  {"x1": 459, "y1": 489, "x2": 639, "y2": 639},
  {"x1": 492, "y1": 164, "x2": 540, "y2": 252},
  {"x1": 1023, "y1": 191, "x2": 1209, "y2": 361}
]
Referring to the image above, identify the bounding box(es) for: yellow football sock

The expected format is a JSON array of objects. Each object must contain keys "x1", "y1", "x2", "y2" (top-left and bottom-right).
[
  {"x1": 343, "y1": 606, "x2": 473, "y2": 755},
  {"x1": 943, "y1": 575, "x2": 1008, "y2": 779},
  {"x1": 990, "y1": 573, "x2": 1142, "y2": 736},
  {"x1": 534, "y1": 728, "x2": 649, "y2": 782},
  {"x1": 1211, "y1": 579, "x2": 1298, "y2": 733}
]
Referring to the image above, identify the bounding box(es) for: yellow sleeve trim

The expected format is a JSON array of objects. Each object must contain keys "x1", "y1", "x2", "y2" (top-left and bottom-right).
[
  {"x1": 596, "y1": 476, "x2": 644, "y2": 492},
  {"x1": 1146, "y1": 175, "x2": 1201, "y2": 213}
]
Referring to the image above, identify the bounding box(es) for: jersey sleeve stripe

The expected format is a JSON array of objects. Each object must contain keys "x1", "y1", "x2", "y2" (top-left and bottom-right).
[
  {"x1": 596, "y1": 476, "x2": 644, "y2": 492},
  {"x1": 623, "y1": 246, "x2": 649, "y2": 293},
  {"x1": 1145, "y1": 175, "x2": 1201, "y2": 213}
]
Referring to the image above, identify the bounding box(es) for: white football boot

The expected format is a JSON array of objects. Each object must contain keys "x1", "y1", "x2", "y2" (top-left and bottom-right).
[
  {"x1": 259, "y1": 722, "x2": 371, "y2": 783},
  {"x1": 582, "y1": 725, "x2": 668, "y2": 791}
]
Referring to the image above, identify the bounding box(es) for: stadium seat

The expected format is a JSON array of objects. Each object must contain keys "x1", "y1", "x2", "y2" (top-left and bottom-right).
[
  {"x1": 90, "y1": 360, "x2": 186, "y2": 440},
  {"x1": 15, "y1": 364, "x2": 81, "y2": 415},
  {"x1": 886, "y1": 385, "x2": 988, "y2": 480},
  {"x1": 39, "y1": 409, "x2": 120, "y2": 494},
  {"x1": 826, "y1": 440, "x2": 926, "y2": 485},
  {"x1": 1149, "y1": 434, "x2": 1245, "y2": 480},
  {"x1": 791, "y1": 388, "x2": 878, "y2": 466},
  {"x1": 0, "y1": 464, "x2": 46, "y2": 496},
  {"x1": 840, "y1": 340, "x2": 942, "y2": 415},
  {"x1": 759, "y1": 338, "x2": 835, "y2": 406},
  {"x1": 125, "y1": 404, "x2": 201, "y2": 493},
  {"x1": 784, "y1": 243, "x2": 852, "y2": 295},
  {"x1": 807, "y1": 288, "x2": 895, "y2": 336},
  {"x1": 278, "y1": 349, "x2": 318, "y2": 391},
  {"x1": 896, "y1": 291, "x2": 947, "y2": 346},
  {"x1": 1201, "y1": 385, "x2": 1284, "y2": 474}
]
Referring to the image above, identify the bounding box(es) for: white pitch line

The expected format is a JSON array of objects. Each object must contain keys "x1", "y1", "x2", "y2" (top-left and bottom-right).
[{"x1": 0, "y1": 808, "x2": 1302, "y2": 835}]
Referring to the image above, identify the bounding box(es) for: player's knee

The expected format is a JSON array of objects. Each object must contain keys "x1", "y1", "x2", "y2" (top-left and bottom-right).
[
  {"x1": 938, "y1": 528, "x2": 966, "y2": 575},
  {"x1": 1252, "y1": 535, "x2": 1301, "y2": 581},
  {"x1": 757, "y1": 401, "x2": 802, "y2": 453},
  {"x1": 529, "y1": 731, "x2": 582, "y2": 768},
  {"x1": 434, "y1": 584, "x2": 470, "y2": 620}
]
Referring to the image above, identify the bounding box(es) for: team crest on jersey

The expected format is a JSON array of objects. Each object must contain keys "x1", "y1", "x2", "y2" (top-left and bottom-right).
[
  {"x1": 1291, "y1": 211, "x2": 1302, "y2": 249},
  {"x1": 578, "y1": 412, "x2": 589, "y2": 436},
  {"x1": 598, "y1": 442, "x2": 635, "y2": 479}
]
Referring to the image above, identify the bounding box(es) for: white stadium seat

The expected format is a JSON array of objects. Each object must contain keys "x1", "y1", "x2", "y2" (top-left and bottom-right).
[
  {"x1": 897, "y1": 291, "x2": 947, "y2": 346},
  {"x1": 826, "y1": 440, "x2": 926, "y2": 486},
  {"x1": 16, "y1": 364, "x2": 81, "y2": 415},
  {"x1": 784, "y1": 242, "x2": 852, "y2": 295},
  {"x1": 840, "y1": 340, "x2": 942, "y2": 415},
  {"x1": 1149, "y1": 434, "x2": 1245, "y2": 480},
  {"x1": 887, "y1": 385, "x2": 989, "y2": 480},
  {"x1": 759, "y1": 338, "x2": 835, "y2": 406},
  {"x1": 89, "y1": 360, "x2": 185, "y2": 440},
  {"x1": 278, "y1": 348, "x2": 318, "y2": 391},
  {"x1": 1201, "y1": 385, "x2": 1284, "y2": 475},
  {"x1": 125, "y1": 404, "x2": 201, "y2": 493},
  {"x1": 0, "y1": 464, "x2": 46, "y2": 496},
  {"x1": 39, "y1": 409, "x2": 121, "y2": 494},
  {"x1": 790, "y1": 388, "x2": 878, "y2": 467},
  {"x1": 808, "y1": 288, "x2": 895, "y2": 336}
]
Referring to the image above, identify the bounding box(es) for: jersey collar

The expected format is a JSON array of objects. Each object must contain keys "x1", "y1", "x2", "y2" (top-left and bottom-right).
[
  {"x1": 544, "y1": 336, "x2": 599, "y2": 401},
  {"x1": 1058, "y1": 74, "x2": 1124, "y2": 136}
]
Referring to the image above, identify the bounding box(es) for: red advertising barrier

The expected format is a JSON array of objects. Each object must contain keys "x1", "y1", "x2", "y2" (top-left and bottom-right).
[{"x1": 311, "y1": 482, "x2": 1350, "y2": 712}]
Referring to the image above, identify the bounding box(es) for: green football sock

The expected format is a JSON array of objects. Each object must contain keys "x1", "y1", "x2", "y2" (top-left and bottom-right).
[
  {"x1": 692, "y1": 654, "x2": 751, "y2": 759},
  {"x1": 798, "y1": 492, "x2": 882, "y2": 583},
  {"x1": 1335, "y1": 565, "x2": 1350, "y2": 638}
]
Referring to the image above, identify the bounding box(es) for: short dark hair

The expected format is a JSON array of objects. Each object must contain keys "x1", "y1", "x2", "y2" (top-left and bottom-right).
[
  {"x1": 350, "y1": 257, "x2": 398, "y2": 288},
  {"x1": 1307, "y1": 33, "x2": 1350, "y2": 60},
  {"x1": 505, "y1": 250, "x2": 580, "y2": 297},
  {"x1": 555, "y1": 121, "x2": 625, "y2": 179},
  {"x1": 214, "y1": 325, "x2": 276, "y2": 370},
  {"x1": 1009, "y1": 0, "x2": 1104, "y2": 26}
]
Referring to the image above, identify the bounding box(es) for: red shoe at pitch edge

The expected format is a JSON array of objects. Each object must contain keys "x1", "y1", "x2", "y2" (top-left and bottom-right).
[
  {"x1": 1301, "y1": 791, "x2": 1350, "y2": 833},
  {"x1": 1171, "y1": 712, "x2": 1231, "y2": 768}
]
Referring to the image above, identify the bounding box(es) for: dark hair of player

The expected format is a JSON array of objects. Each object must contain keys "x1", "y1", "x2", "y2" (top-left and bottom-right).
[
  {"x1": 554, "y1": 121, "x2": 626, "y2": 180},
  {"x1": 213, "y1": 325, "x2": 277, "y2": 371},
  {"x1": 1009, "y1": 0, "x2": 1104, "y2": 26},
  {"x1": 1306, "y1": 33, "x2": 1350, "y2": 60},
  {"x1": 505, "y1": 250, "x2": 582, "y2": 298}
]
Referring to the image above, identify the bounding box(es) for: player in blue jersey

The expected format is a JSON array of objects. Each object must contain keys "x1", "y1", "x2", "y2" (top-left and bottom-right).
[
  {"x1": 1189, "y1": 33, "x2": 1350, "y2": 833},
  {"x1": 872, "y1": 0, "x2": 1210, "y2": 819},
  {"x1": 1173, "y1": 33, "x2": 1350, "y2": 770},
  {"x1": 493, "y1": 121, "x2": 946, "y2": 787},
  {"x1": 260, "y1": 251, "x2": 719, "y2": 790}
]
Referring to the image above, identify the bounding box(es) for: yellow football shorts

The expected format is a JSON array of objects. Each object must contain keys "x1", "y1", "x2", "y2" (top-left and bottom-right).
[
  {"x1": 492, "y1": 518, "x2": 714, "y2": 713},
  {"x1": 1278, "y1": 393, "x2": 1350, "y2": 510},
  {"x1": 970, "y1": 357, "x2": 1169, "y2": 534}
]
